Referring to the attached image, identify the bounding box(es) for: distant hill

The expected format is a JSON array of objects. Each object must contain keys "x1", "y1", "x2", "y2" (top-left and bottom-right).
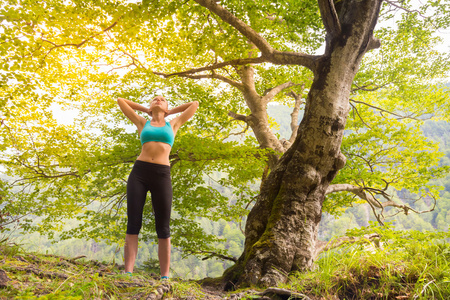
[{"x1": 267, "y1": 104, "x2": 303, "y2": 140}]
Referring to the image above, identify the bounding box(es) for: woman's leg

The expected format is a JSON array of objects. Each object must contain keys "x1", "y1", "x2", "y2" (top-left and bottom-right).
[
  {"x1": 150, "y1": 165, "x2": 173, "y2": 277},
  {"x1": 158, "y1": 238, "x2": 171, "y2": 277},
  {"x1": 124, "y1": 162, "x2": 148, "y2": 273},
  {"x1": 125, "y1": 234, "x2": 139, "y2": 273}
]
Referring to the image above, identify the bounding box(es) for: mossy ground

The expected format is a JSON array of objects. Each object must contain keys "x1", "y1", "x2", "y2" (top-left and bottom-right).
[
  {"x1": 0, "y1": 241, "x2": 224, "y2": 299},
  {"x1": 1, "y1": 226, "x2": 449, "y2": 300}
]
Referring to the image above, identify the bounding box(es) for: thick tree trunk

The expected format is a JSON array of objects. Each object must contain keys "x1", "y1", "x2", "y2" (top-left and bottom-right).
[{"x1": 221, "y1": 0, "x2": 383, "y2": 289}]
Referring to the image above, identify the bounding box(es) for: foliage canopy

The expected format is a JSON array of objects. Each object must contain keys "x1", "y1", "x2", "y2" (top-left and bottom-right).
[{"x1": 1, "y1": 0, "x2": 449, "y2": 259}]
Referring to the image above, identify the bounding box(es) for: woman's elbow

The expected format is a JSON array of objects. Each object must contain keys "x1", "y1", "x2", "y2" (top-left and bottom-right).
[{"x1": 117, "y1": 98, "x2": 127, "y2": 108}]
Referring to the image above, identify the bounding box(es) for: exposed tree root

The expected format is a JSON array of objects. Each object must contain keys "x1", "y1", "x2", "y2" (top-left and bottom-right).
[
  {"x1": 8, "y1": 265, "x2": 69, "y2": 279},
  {"x1": 0, "y1": 269, "x2": 11, "y2": 288}
]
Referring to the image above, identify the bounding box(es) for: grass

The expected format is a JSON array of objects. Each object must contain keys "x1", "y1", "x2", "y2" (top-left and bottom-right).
[
  {"x1": 1, "y1": 225, "x2": 449, "y2": 299},
  {"x1": 0, "y1": 239, "x2": 208, "y2": 299},
  {"x1": 168, "y1": 280, "x2": 207, "y2": 298},
  {"x1": 281, "y1": 225, "x2": 450, "y2": 300}
]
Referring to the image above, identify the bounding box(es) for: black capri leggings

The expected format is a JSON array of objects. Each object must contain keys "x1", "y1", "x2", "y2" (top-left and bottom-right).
[{"x1": 126, "y1": 160, "x2": 172, "y2": 239}]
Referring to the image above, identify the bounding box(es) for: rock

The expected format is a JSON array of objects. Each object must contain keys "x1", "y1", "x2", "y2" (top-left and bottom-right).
[
  {"x1": 144, "y1": 282, "x2": 172, "y2": 300},
  {"x1": 229, "y1": 292, "x2": 244, "y2": 299}
]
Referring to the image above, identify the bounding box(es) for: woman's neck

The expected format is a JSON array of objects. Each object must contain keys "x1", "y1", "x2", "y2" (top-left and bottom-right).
[{"x1": 151, "y1": 112, "x2": 166, "y2": 124}]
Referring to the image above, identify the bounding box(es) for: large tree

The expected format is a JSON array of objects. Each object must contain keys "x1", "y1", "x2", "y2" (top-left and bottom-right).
[
  {"x1": 1, "y1": 0, "x2": 449, "y2": 288},
  {"x1": 200, "y1": 0, "x2": 388, "y2": 287}
]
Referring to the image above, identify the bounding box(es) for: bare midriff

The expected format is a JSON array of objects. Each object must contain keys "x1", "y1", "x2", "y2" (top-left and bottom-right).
[{"x1": 136, "y1": 141, "x2": 171, "y2": 166}]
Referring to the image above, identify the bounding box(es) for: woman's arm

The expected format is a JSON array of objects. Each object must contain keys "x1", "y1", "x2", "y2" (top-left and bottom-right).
[
  {"x1": 117, "y1": 97, "x2": 147, "y2": 130},
  {"x1": 167, "y1": 102, "x2": 195, "y2": 115},
  {"x1": 169, "y1": 101, "x2": 199, "y2": 134},
  {"x1": 118, "y1": 98, "x2": 150, "y2": 114}
]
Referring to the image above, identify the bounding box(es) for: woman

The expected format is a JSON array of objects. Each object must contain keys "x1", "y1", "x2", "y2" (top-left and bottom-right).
[{"x1": 117, "y1": 95, "x2": 199, "y2": 279}]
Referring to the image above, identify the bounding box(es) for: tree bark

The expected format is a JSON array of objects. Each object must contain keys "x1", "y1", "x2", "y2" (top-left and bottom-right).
[
  {"x1": 238, "y1": 66, "x2": 286, "y2": 168},
  {"x1": 221, "y1": 0, "x2": 383, "y2": 289}
]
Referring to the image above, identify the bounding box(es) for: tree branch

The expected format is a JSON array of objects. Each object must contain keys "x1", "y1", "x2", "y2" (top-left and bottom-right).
[
  {"x1": 367, "y1": 36, "x2": 381, "y2": 51},
  {"x1": 287, "y1": 85, "x2": 305, "y2": 143},
  {"x1": 119, "y1": 49, "x2": 148, "y2": 70},
  {"x1": 262, "y1": 82, "x2": 299, "y2": 104},
  {"x1": 384, "y1": 0, "x2": 431, "y2": 20},
  {"x1": 0, "y1": 206, "x2": 48, "y2": 227},
  {"x1": 12, "y1": 157, "x2": 82, "y2": 181},
  {"x1": 188, "y1": 250, "x2": 237, "y2": 262},
  {"x1": 268, "y1": 51, "x2": 319, "y2": 71},
  {"x1": 106, "y1": 63, "x2": 136, "y2": 74},
  {"x1": 39, "y1": 21, "x2": 118, "y2": 62},
  {"x1": 193, "y1": 0, "x2": 274, "y2": 55},
  {"x1": 228, "y1": 111, "x2": 249, "y2": 122},
  {"x1": 314, "y1": 233, "x2": 380, "y2": 259},
  {"x1": 221, "y1": 123, "x2": 250, "y2": 141},
  {"x1": 279, "y1": 87, "x2": 305, "y2": 150},
  {"x1": 153, "y1": 56, "x2": 266, "y2": 78},
  {"x1": 382, "y1": 193, "x2": 437, "y2": 217},
  {"x1": 317, "y1": 0, "x2": 342, "y2": 38},
  {"x1": 351, "y1": 82, "x2": 389, "y2": 93},
  {"x1": 154, "y1": 71, "x2": 244, "y2": 91},
  {"x1": 349, "y1": 102, "x2": 372, "y2": 129},
  {"x1": 8, "y1": 155, "x2": 137, "y2": 185},
  {"x1": 326, "y1": 183, "x2": 366, "y2": 196},
  {"x1": 349, "y1": 98, "x2": 421, "y2": 120},
  {"x1": 192, "y1": 0, "x2": 318, "y2": 71},
  {"x1": 49, "y1": 21, "x2": 118, "y2": 49},
  {"x1": 326, "y1": 183, "x2": 437, "y2": 224}
]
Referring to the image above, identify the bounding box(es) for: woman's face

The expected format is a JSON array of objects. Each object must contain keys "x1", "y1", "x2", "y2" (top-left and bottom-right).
[{"x1": 150, "y1": 96, "x2": 168, "y2": 111}]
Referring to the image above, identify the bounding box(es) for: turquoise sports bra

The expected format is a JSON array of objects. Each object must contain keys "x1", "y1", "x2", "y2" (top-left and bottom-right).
[{"x1": 140, "y1": 120, "x2": 174, "y2": 147}]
